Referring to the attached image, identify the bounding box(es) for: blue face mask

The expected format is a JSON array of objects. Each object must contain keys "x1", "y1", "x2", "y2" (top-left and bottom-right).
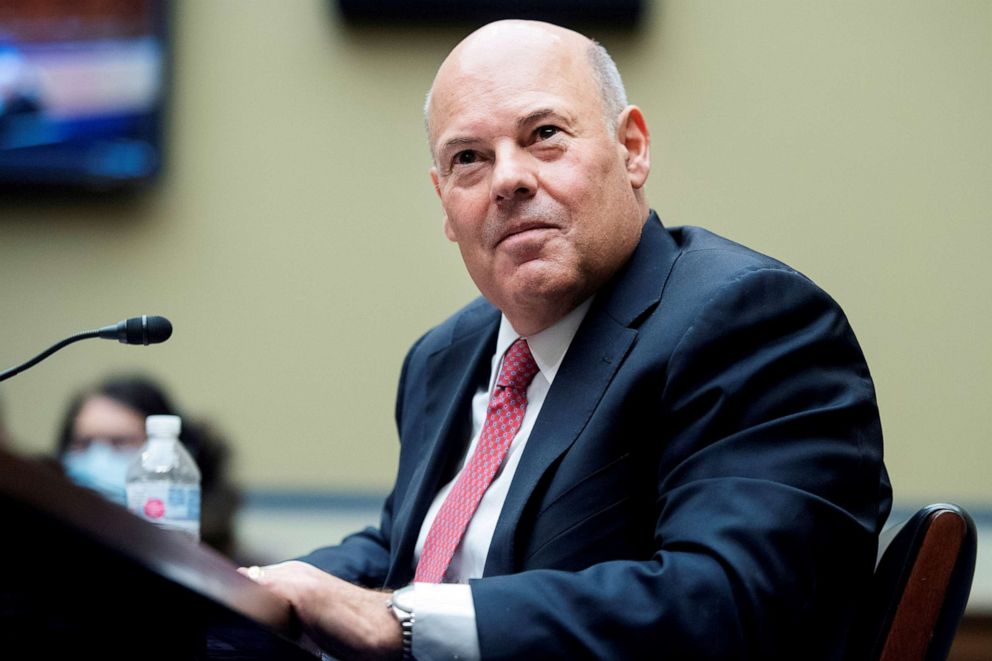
[{"x1": 62, "y1": 443, "x2": 138, "y2": 505}]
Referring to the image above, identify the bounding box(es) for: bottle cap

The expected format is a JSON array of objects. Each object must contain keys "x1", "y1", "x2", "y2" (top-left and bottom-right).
[{"x1": 146, "y1": 414, "x2": 182, "y2": 437}]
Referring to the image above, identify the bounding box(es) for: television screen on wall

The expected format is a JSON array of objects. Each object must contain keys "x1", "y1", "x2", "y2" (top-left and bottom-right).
[
  {"x1": 0, "y1": 0, "x2": 169, "y2": 191},
  {"x1": 337, "y1": 0, "x2": 643, "y2": 27}
]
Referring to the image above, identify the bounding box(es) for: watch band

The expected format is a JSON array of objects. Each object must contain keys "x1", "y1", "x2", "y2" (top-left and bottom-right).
[{"x1": 387, "y1": 586, "x2": 415, "y2": 661}]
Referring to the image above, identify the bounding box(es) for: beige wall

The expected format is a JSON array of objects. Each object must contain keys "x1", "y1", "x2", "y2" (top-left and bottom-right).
[{"x1": 2, "y1": 1, "x2": 989, "y2": 504}]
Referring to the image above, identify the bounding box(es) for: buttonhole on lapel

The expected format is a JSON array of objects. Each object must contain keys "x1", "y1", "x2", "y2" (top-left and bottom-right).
[{"x1": 601, "y1": 355, "x2": 613, "y2": 364}]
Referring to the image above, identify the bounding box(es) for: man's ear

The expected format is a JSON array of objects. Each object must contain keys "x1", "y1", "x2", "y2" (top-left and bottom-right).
[
  {"x1": 617, "y1": 106, "x2": 650, "y2": 190},
  {"x1": 430, "y1": 166, "x2": 441, "y2": 198},
  {"x1": 442, "y1": 212, "x2": 456, "y2": 241},
  {"x1": 431, "y1": 167, "x2": 457, "y2": 242}
]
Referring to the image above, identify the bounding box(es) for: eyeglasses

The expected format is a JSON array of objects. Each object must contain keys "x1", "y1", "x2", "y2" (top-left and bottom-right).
[{"x1": 67, "y1": 434, "x2": 146, "y2": 452}]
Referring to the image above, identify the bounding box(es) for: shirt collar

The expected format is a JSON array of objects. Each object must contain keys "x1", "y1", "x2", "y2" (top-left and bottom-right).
[{"x1": 494, "y1": 297, "x2": 594, "y2": 386}]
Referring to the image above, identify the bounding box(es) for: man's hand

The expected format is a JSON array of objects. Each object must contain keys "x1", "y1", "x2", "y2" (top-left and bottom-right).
[{"x1": 239, "y1": 560, "x2": 402, "y2": 661}]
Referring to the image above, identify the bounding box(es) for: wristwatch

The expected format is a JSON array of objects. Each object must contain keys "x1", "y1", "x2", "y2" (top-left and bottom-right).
[{"x1": 387, "y1": 585, "x2": 415, "y2": 661}]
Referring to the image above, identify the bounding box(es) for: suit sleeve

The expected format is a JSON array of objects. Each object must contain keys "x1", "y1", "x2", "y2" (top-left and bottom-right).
[
  {"x1": 470, "y1": 267, "x2": 891, "y2": 659},
  {"x1": 294, "y1": 499, "x2": 394, "y2": 586},
  {"x1": 294, "y1": 336, "x2": 425, "y2": 586}
]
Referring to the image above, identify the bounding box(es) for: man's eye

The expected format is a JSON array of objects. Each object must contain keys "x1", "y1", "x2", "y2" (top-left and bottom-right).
[
  {"x1": 536, "y1": 125, "x2": 559, "y2": 141},
  {"x1": 454, "y1": 151, "x2": 478, "y2": 165}
]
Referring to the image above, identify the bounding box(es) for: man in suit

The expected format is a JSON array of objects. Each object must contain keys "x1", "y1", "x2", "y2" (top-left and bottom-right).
[{"x1": 247, "y1": 20, "x2": 891, "y2": 660}]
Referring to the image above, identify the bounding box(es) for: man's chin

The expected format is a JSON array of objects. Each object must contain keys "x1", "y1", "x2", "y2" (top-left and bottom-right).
[
  {"x1": 506, "y1": 256, "x2": 569, "y2": 287},
  {"x1": 509, "y1": 263, "x2": 584, "y2": 303}
]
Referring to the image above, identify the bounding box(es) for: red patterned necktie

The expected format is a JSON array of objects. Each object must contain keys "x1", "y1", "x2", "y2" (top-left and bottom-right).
[{"x1": 415, "y1": 338, "x2": 539, "y2": 583}]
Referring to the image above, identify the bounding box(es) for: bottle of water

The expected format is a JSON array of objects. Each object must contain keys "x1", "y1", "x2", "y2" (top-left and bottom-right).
[{"x1": 126, "y1": 414, "x2": 201, "y2": 542}]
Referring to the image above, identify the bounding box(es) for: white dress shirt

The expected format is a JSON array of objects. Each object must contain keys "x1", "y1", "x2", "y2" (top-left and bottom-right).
[{"x1": 406, "y1": 299, "x2": 592, "y2": 660}]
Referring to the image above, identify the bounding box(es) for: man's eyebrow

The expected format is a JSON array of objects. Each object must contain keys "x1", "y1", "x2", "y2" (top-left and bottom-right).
[
  {"x1": 438, "y1": 137, "x2": 479, "y2": 155},
  {"x1": 517, "y1": 108, "x2": 570, "y2": 129},
  {"x1": 436, "y1": 109, "x2": 571, "y2": 157}
]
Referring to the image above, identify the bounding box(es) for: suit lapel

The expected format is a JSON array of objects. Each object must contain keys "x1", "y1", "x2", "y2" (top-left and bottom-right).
[{"x1": 483, "y1": 213, "x2": 681, "y2": 576}]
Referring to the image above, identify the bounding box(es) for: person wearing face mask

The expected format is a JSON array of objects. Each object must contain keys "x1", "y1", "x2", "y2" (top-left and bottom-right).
[
  {"x1": 58, "y1": 387, "x2": 148, "y2": 504},
  {"x1": 54, "y1": 374, "x2": 256, "y2": 564}
]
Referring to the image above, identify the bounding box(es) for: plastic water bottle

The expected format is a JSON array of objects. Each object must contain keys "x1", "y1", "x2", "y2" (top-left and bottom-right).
[{"x1": 125, "y1": 414, "x2": 201, "y2": 542}]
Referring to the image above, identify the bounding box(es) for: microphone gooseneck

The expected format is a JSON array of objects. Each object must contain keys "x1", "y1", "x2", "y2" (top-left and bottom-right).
[{"x1": 0, "y1": 316, "x2": 173, "y2": 383}]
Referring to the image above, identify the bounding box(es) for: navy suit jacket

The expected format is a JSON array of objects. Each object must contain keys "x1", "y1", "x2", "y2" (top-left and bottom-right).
[{"x1": 301, "y1": 213, "x2": 892, "y2": 659}]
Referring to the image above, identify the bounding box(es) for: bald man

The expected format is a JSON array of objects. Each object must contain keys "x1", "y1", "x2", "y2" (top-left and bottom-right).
[{"x1": 248, "y1": 21, "x2": 891, "y2": 660}]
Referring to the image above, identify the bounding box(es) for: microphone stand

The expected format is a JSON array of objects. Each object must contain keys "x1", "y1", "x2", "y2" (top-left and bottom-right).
[{"x1": 0, "y1": 330, "x2": 102, "y2": 383}]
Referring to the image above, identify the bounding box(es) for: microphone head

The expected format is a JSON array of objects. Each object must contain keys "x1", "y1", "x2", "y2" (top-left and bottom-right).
[{"x1": 122, "y1": 315, "x2": 173, "y2": 345}]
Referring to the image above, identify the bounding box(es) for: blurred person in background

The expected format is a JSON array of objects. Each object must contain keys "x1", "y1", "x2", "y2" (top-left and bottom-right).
[
  {"x1": 0, "y1": 395, "x2": 13, "y2": 448},
  {"x1": 54, "y1": 374, "x2": 258, "y2": 564}
]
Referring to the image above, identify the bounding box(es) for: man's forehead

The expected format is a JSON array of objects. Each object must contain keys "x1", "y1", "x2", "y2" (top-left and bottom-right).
[
  {"x1": 428, "y1": 21, "x2": 597, "y2": 146},
  {"x1": 432, "y1": 20, "x2": 593, "y2": 102},
  {"x1": 450, "y1": 20, "x2": 589, "y2": 63}
]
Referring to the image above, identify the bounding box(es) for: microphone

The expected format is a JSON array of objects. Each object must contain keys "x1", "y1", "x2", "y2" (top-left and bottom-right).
[
  {"x1": 96, "y1": 315, "x2": 173, "y2": 346},
  {"x1": 0, "y1": 316, "x2": 173, "y2": 383}
]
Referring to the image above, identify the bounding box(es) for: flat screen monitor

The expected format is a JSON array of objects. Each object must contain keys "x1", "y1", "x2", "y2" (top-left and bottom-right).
[
  {"x1": 337, "y1": 0, "x2": 643, "y2": 27},
  {"x1": 0, "y1": 0, "x2": 169, "y2": 191}
]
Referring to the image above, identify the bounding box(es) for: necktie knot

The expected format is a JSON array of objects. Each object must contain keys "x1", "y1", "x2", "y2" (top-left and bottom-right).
[{"x1": 497, "y1": 338, "x2": 539, "y2": 390}]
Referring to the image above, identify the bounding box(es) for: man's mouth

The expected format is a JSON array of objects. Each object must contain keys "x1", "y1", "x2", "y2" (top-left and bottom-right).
[{"x1": 496, "y1": 221, "x2": 558, "y2": 247}]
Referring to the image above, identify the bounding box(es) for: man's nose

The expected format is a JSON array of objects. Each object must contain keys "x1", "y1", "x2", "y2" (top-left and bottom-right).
[{"x1": 490, "y1": 145, "x2": 537, "y2": 204}]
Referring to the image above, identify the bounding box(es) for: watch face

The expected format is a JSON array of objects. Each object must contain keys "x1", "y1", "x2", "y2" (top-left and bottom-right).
[{"x1": 392, "y1": 585, "x2": 416, "y2": 612}]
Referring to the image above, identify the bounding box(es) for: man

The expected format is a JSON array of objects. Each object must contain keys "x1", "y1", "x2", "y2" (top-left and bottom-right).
[{"x1": 246, "y1": 20, "x2": 891, "y2": 660}]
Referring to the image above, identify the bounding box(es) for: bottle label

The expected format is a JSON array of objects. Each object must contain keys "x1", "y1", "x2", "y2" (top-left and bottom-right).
[{"x1": 126, "y1": 480, "x2": 201, "y2": 537}]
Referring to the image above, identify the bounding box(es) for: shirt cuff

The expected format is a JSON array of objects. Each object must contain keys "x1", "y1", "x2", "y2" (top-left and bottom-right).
[{"x1": 408, "y1": 582, "x2": 480, "y2": 661}]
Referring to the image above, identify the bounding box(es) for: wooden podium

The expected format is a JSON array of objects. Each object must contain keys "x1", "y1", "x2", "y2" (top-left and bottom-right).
[{"x1": 0, "y1": 447, "x2": 318, "y2": 660}]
